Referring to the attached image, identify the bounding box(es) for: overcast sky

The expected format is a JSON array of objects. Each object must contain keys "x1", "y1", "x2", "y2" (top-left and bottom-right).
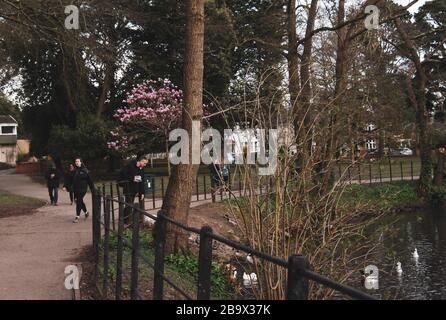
[{"x1": 393, "y1": 0, "x2": 428, "y2": 13}]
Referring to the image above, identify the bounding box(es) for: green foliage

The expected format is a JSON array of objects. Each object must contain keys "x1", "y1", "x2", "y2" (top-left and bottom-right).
[
  {"x1": 165, "y1": 254, "x2": 233, "y2": 299},
  {"x1": 342, "y1": 182, "x2": 419, "y2": 210},
  {"x1": 47, "y1": 115, "x2": 111, "y2": 161},
  {"x1": 428, "y1": 185, "x2": 446, "y2": 206}
]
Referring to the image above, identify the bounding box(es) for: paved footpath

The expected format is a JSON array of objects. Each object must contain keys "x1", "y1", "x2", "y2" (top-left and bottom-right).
[{"x1": 0, "y1": 170, "x2": 92, "y2": 300}]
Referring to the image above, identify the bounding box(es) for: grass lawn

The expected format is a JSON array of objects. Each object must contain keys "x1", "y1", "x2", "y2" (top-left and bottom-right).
[{"x1": 0, "y1": 191, "x2": 45, "y2": 218}]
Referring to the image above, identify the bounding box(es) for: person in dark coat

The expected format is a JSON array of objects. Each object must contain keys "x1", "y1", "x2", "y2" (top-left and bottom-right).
[
  {"x1": 45, "y1": 164, "x2": 61, "y2": 205},
  {"x1": 63, "y1": 157, "x2": 95, "y2": 223},
  {"x1": 118, "y1": 155, "x2": 148, "y2": 223},
  {"x1": 63, "y1": 164, "x2": 75, "y2": 205},
  {"x1": 208, "y1": 157, "x2": 230, "y2": 202}
]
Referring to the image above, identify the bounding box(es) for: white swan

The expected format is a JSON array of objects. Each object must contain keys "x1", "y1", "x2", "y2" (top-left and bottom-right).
[
  {"x1": 242, "y1": 272, "x2": 258, "y2": 286},
  {"x1": 396, "y1": 262, "x2": 403, "y2": 275},
  {"x1": 413, "y1": 248, "x2": 419, "y2": 259}
]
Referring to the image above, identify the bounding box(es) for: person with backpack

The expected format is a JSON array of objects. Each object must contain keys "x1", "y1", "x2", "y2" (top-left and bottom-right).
[
  {"x1": 45, "y1": 164, "x2": 61, "y2": 205},
  {"x1": 63, "y1": 157, "x2": 95, "y2": 223},
  {"x1": 63, "y1": 163, "x2": 75, "y2": 205},
  {"x1": 118, "y1": 155, "x2": 148, "y2": 223}
]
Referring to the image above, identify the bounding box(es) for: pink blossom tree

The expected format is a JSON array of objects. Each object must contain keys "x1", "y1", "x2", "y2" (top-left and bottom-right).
[{"x1": 108, "y1": 78, "x2": 183, "y2": 172}]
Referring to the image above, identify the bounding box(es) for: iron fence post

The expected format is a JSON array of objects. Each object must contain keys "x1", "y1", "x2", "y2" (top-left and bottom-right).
[
  {"x1": 197, "y1": 226, "x2": 213, "y2": 300},
  {"x1": 287, "y1": 254, "x2": 310, "y2": 300},
  {"x1": 153, "y1": 210, "x2": 167, "y2": 300},
  {"x1": 130, "y1": 203, "x2": 140, "y2": 300},
  {"x1": 115, "y1": 196, "x2": 125, "y2": 300},
  {"x1": 103, "y1": 196, "x2": 111, "y2": 298},
  {"x1": 400, "y1": 162, "x2": 403, "y2": 181}
]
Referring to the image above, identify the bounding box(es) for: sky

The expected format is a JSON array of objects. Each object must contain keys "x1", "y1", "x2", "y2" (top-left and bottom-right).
[
  {"x1": 1, "y1": 0, "x2": 432, "y2": 106},
  {"x1": 393, "y1": 0, "x2": 428, "y2": 13}
]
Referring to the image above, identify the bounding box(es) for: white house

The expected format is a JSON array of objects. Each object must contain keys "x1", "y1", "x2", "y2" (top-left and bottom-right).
[{"x1": 0, "y1": 115, "x2": 18, "y2": 165}]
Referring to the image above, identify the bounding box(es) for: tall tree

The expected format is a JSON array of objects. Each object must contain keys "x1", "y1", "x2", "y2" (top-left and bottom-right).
[{"x1": 160, "y1": 0, "x2": 205, "y2": 254}]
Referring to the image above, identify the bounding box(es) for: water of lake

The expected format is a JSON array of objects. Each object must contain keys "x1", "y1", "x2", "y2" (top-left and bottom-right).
[{"x1": 347, "y1": 206, "x2": 446, "y2": 299}]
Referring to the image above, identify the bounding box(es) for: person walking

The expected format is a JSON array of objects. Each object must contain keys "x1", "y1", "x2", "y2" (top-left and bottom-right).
[
  {"x1": 63, "y1": 157, "x2": 95, "y2": 223},
  {"x1": 45, "y1": 164, "x2": 61, "y2": 205},
  {"x1": 63, "y1": 164, "x2": 75, "y2": 205},
  {"x1": 118, "y1": 155, "x2": 148, "y2": 224},
  {"x1": 209, "y1": 157, "x2": 230, "y2": 202}
]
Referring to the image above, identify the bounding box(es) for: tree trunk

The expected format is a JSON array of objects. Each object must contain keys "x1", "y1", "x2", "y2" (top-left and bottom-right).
[
  {"x1": 286, "y1": 0, "x2": 300, "y2": 118},
  {"x1": 433, "y1": 150, "x2": 444, "y2": 186},
  {"x1": 320, "y1": 0, "x2": 348, "y2": 195},
  {"x1": 395, "y1": 17, "x2": 431, "y2": 199},
  {"x1": 96, "y1": 62, "x2": 115, "y2": 118},
  {"x1": 299, "y1": 0, "x2": 318, "y2": 177},
  {"x1": 160, "y1": 0, "x2": 204, "y2": 254}
]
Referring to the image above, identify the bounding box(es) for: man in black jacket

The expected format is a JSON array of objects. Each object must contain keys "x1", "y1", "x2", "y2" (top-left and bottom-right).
[
  {"x1": 45, "y1": 164, "x2": 61, "y2": 205},
  {"x1": 63, "y1": 157, "x2": 95, "y2": 223},
  {"x1": 118, "y1": 155, "x2": 148, "y2": 223}
]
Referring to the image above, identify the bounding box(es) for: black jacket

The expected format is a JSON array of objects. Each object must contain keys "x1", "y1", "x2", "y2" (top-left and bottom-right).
[
  {"x1": 118, "y1": 161, "x2": 145, "y2": 195},
  {"x1": 45, "y1": 168, "x2": 61, "y2": 188},
  {"x1": 63, "y1": 170, "x2": 75, "y2": 191},
  {"x1": 72, "y1": 166, "x2": 95, "y2": 195}
]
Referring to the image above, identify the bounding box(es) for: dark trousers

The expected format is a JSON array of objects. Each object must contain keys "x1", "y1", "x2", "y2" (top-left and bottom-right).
[
  {"x1": 75, "y1": 191, "x2": 87, "y2": 216},
  {"x1": 124, "y1": 193, "x2": 137, "y2": 224},
  {"x1": 69, "y1": 191, "x2": 75, "y2": 203},
  {"x1": 48, "y1": 186, "x2": 58, "y2": 204}
]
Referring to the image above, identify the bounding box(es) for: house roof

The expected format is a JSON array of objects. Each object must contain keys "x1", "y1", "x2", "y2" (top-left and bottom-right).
[{"x1": 0, "y1": 115, "x2": 18, "y2": 124}]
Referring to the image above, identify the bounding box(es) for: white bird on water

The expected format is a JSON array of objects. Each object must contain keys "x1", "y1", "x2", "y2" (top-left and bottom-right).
[
  {"x1": 243, "y1": 272, "x2": 258, "y2": 287},
  {"x1": 396, "y1": 262, "x2": 403, "y2": 275},
  {"x1": 413, "y1": 248, "x2": 419, "y2": 259}
]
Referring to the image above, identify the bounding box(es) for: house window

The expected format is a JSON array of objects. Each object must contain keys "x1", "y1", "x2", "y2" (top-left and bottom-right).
[
  {"x1": 366, "y1": 140, "x2": 377, "y2": 150},
  {"x1": 1, "y1": 126, "x2": 16, "y2": 135}
]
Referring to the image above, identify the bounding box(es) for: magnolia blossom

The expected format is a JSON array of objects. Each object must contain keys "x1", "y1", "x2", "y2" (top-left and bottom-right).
[{"x1": 108, "y1": 78, "x2": 183, "y2": 152}]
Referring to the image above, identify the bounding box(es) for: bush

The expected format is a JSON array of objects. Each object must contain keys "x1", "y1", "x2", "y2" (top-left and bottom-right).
[
  {"x1": 47, "y1": 115, "x2": 111, "y2": 162},
  {"x1": 429, "y1": 185, "x2": 446, "y2": 206}
]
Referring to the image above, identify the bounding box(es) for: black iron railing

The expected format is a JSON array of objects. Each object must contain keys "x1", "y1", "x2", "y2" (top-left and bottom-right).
[{"x1": 91, "y1": 191, "x2": 377, "y2": 300}]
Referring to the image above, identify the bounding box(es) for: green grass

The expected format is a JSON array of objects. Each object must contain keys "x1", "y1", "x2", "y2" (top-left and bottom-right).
[
  {"x1": 336, "y1": 157, "x2": 421, "y2": 181},
  {"x1": 0, "y1": 191, "x2": 44, "y2": 206},
  {"x1": 340, "y1": 181, "x2": 420, "y2": 211}
]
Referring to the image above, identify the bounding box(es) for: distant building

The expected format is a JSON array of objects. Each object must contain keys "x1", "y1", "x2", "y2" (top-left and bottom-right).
[{"x1": 0, "y1": 115, "x2": 18, "y2": 165}]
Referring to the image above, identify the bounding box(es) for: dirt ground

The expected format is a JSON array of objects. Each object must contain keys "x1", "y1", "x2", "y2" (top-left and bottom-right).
[
  {"x1": 0, "y1": 202, "x2": 44, "y2": 219},
  {"x1": 78, "y1": 201, "x2": 249, "y2": 300}
]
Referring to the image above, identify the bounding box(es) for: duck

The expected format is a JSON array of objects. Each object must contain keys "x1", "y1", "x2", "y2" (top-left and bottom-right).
[
  {"x1": 396, "y1": 262, "x2": 403, "y2": 275},
  {"x1": 246, "y1": 254, "x2": 254, "y2": 264},
  {"x1": 413, "y1": 248, "x2": 419, "y2": 259}
]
